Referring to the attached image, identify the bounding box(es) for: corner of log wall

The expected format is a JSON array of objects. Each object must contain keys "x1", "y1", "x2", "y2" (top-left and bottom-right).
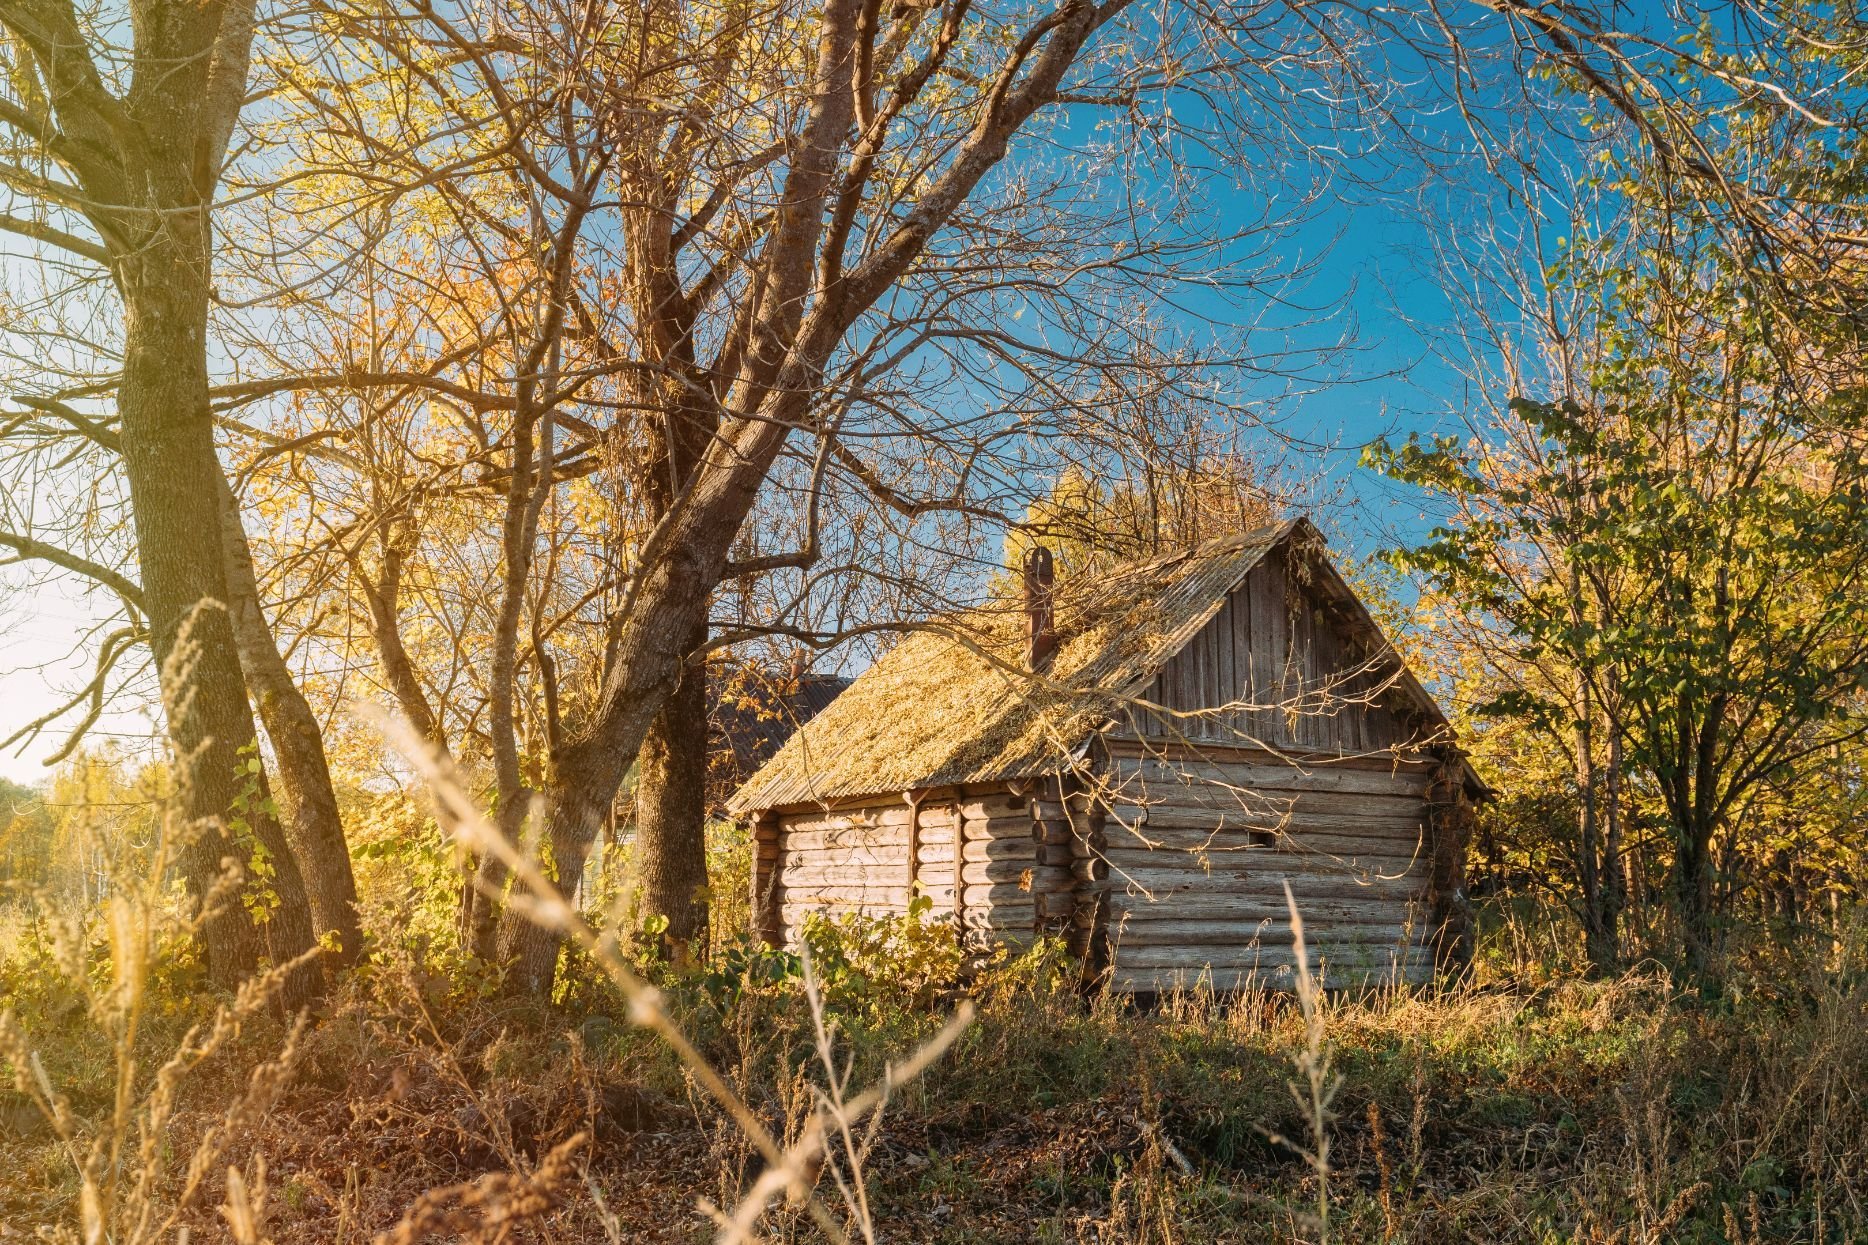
[
  {"x1": 1425, "y1": 750, "x2": 1476, "y2": 979},
  {"x1": 750, "y1": 810, "x2": 783, "y2": 948}
]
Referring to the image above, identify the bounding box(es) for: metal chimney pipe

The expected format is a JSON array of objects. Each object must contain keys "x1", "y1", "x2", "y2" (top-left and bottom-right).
[{"x1": 1023, "y1": 545, "x2": 1056, "y2": 671}]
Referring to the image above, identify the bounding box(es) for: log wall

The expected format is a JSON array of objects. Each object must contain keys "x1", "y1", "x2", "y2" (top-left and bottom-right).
[
  {"x1": 757, "y1": 788, "x2": 1042, "y2": 948},
  {"x1": 752, "y1": 745, "x2": 1459, "y2": 992},
  {"x1": 1096, "y1": 744, "x2": 1438, "y2": 991},
  {"x1": 745, "y1": 543, "x2": 1473, "y2": 990}
]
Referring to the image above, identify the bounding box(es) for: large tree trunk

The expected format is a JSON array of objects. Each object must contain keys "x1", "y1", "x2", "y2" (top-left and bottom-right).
[
  {"x1": 633, "y1": 643, "x2": 711, "y2": 961},
  {"x1": 119, "y1": 253, "x2": 321, "y2": 1007},
  {"x1": 499, "y1": 537, "x2": 735, "y2": 996},
  {"x1": 1674, "y1": 815, "x2": 1717, "y2": 981},
  {"x1": 215, "y1": 474, "x2": 362, "y2": 965},
  {"x1": 0, "y1": 0, "x2": 321, "y2": 1002}
]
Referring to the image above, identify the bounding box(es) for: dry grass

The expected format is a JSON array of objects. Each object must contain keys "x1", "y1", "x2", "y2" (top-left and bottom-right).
[
  {"x1": 3, "y1": 753, "x2": 1864, "y2": 1244},
  {"x1": 7, "y1": 911, "x2": 1865, "y2": 1243},
  {"x1": 3, "y1": 716, "x2": 979, "y2": 1245},
  {"x1": 0, "y1": 799, "x2": 317, "y2": 1245}
]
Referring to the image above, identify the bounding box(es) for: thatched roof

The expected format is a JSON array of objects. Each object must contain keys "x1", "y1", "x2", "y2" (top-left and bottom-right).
[{"x1": 727, "y1": 517, "x2": 1459, "y2": 814}]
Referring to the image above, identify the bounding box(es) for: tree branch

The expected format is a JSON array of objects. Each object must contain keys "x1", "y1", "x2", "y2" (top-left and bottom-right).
[
  {"x1": 0, "y1": 624, "x2": 145, "y2": 763},
  {"x1": 0, "y1": 210, "x2": 109, "y2": 263},
  {"x1": 0, "y1": 529, "x2": 144, "y2": 609},
  {"x1": 12, "y1": 395, "x2": 120, "y2": 450}
]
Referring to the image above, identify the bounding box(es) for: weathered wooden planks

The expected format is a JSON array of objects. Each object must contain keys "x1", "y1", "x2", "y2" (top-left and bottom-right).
[
  {"x1": 1108, "y1": 962, "x2": 1434, "y2": 993},
  {"x1": 1103, "y1": 738, "x2": 1436, "y2": 770},
  {"x1": 956, "y1": 836, "x2": 1041, "y2": 863},
  {"x1": 1104, "y1": 807, "x2": 1429, "y2": 837},
  {"x1": 769, "y1": 786, "x2": 1047, "y2": 943},
  {"x1": 1114, "y1": 942, "x2": 1429, "y2": 971},
  {"x1": 1103, "y1": 787, "x2": 1432, "y2": 820},
  {"x1": 781, "y1": 845, "x2": 913, "y2": 870},
  {"x1": 1103, "y1": 916, "x2": 1423, "y2": 946},
  {"x1": 1106, "y1": 887, "x2": 1423, "y2": 923},
  {"x1": 1098, "y1": 833, "x2": 1426, "y2": 864},
  {"x1": 1111, "y1": 757, "x2": 1435, "y2": 798},
  {"x1": 1098, "y1": 852, "x2": 1426, "y2": 890},
  {"x1": 1127, "y1": 548, "x2": 1424, "y2": 754},
  {"x1": 1108, "y1": 890, "x2": 1429, "y2": 924}
]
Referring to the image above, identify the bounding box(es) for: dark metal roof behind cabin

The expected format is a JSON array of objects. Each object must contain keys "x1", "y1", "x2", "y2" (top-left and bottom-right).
[
  {"x1": 711, "y1": 672, "x2": 852, "y2": 779},
  {"x1": 727, "y1": 518, "x2": 1465, "y2": 814}
]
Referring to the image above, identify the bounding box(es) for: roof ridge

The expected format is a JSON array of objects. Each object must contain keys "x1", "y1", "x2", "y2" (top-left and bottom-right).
[
  {"x1": 1096, "y1": 517, "x2": 1293, "y2": 570},
  {"x1": 1048, "y1": 519, "x2": 1297, "y2": 609}
]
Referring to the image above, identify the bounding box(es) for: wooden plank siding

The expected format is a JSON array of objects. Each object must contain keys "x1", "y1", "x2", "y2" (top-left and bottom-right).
[{"x1": 1135, "y1": 549, "x2": 1416, "y2": 755}]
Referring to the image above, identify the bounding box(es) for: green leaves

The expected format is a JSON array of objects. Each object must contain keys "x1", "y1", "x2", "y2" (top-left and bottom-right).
[
  {"x1": 696, "y1": 935, "x2": 805, "y2": 1012},
  {"x1": 1474, "y1": 688, "x2": 1561, "y2": 734},
  {"x1": 1361, "y1": 433, "x2": 1482, "y2": 496},
  {"x1": 1370, "y1": 177, "x2": 1868, "y2": 911},
  {"x1": 228, "y1": 741, "x2": 282, "y2": 920}
]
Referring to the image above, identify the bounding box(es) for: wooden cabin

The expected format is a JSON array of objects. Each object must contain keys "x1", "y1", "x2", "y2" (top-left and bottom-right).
[{"x1": 727, "y1": 518, "x2": 1483, "y2": 991}]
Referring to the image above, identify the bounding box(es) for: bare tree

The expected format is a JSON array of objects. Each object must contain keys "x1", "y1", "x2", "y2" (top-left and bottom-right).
[{"x1": 0, "y1": 0, "x2": 363, "y2": 994}]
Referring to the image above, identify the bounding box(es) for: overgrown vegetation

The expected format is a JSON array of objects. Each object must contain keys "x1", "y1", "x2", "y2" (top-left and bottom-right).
[{"x1": 4, "y1": 804, "x2": 1864, "y2": 1243}]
